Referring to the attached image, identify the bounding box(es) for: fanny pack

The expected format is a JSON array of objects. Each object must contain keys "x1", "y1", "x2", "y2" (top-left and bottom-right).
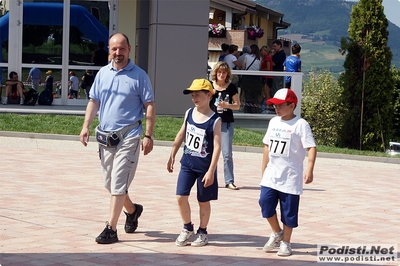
[{"x1": 95, "y1": 121, "x2": 140, "y2": 147}]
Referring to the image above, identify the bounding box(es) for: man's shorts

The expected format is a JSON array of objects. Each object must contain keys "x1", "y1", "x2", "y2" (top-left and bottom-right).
[
  {"x1": 176, "y1": 164, "x2": 218, "y2": 202},
  {"x1": 259, "y1": 186, "x2": 299, "y2": 228},
  {"x1": 32, "y1": 79, "x2": 40, "y2": 91},
  {"x1": 99, "y1": 137, "x2": 141, "y2": 195}
]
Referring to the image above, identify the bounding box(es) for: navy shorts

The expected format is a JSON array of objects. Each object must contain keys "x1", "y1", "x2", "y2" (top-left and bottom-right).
[
  {"x1": 176, "y1": 164, "x2": 218, "y2": 202},
  {"x1": 259, "y1": 186, "x2": 299, "y2": 228}
]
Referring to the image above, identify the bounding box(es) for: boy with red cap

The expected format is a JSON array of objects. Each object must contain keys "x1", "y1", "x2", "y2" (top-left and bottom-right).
[
  {"x1": 167, "y1": 79, "x2": 221, "y2": 247},
  {"x1": 259, "y1": 88, "x2": 317, "y2": 256}
]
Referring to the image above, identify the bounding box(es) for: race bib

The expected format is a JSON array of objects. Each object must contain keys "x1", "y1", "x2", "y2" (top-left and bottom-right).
[
  {"x1": 269, "y1": 130, "x2": 292, "y2": 157},
  {"x1": 185, "y1": 123, "x2": 206, "y2": 153}
]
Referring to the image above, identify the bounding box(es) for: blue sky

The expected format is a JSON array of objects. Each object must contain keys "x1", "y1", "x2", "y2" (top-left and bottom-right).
[{"x1": 347, "y1": 0, "x2": 400, "y2": 27}]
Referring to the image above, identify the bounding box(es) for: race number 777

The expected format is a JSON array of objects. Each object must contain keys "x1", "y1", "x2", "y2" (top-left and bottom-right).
[{"x1": 270, "y1": 139, "x2": 287, "y2": 154}]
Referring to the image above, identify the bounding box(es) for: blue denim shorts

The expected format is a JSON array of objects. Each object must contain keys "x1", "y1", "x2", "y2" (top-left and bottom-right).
[
  {"x1": 259, "y1": 186, "x2": 300, "y2": 228},
  {"x1": 176, "y1": 165, "x2": 218, "y2": 202}
]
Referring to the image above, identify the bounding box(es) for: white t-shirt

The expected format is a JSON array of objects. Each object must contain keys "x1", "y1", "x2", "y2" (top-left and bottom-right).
[
  {"x1": 69, "y1": 76, "x2": 79, "y2": 91},
  {"x1": 260, "y1": 116, "x2": 316, "y2": 195},
  {"x1": 244, "y1": 54, "x2": 261, "y2": 71},
  {"x1": 224, "y1": 54, "x2": 238, "y2": 70}
]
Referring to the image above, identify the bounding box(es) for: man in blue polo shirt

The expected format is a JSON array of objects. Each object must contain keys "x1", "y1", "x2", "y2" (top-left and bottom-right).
[
  {"x1": 79, "y1": 32, "x2": 156, "y2": 244},
  {"x1": 26, "y1": 62, "x2": 42, "y2": 91}
]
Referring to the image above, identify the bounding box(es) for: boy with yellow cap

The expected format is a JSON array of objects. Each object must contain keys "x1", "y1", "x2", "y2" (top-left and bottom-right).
[{"x1": 167, "y1": 78, "x2": 222, "y2": 247}]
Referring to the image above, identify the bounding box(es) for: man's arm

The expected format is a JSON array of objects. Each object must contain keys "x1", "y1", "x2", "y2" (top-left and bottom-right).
[
  {"x1": 142, "y1": 101, "x2": 156, "y2": 155},
  {"x1": 79, "y1": 99, "x2": 100, "y2": 146}
]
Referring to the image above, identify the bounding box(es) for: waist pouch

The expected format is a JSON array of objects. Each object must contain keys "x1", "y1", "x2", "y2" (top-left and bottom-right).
[{"x1": 95, "y1": 121, "x2": 140, "y2": 147}]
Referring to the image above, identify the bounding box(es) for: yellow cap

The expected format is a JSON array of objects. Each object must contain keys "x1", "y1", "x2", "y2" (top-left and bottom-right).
[{"x1": 183, "y1": 79, "x2": 214, "y2": 95}]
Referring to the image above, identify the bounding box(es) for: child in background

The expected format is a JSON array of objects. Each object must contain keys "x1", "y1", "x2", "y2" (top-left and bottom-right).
[
  {"x1": 259, "y1": 88, "x2": 316, "y2": 256},
  {"x1": 283, "y1": 44, "x2": 301, "y2": 89},
  {"x1": 167, "y1": 79, "x2": 221, "y2": 247}
]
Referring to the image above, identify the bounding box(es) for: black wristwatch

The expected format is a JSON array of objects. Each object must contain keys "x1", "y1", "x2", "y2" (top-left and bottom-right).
[{"x1": 144, "y1": 135, "x2": 154, "y2": 140}]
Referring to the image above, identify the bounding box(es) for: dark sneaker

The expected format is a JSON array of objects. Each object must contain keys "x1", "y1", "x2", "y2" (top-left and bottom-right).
[
  {"x1": 95, "y1": 224, "x2": 118, "y2": 244},
  {"x1": 124, "y1": 204, "x2": 143, "y2": 233}
]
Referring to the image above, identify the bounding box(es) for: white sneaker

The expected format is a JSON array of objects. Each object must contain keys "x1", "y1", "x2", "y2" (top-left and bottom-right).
[
  {"x1": 175, "y1": 229, "x2": 194, "y2": 246},
  {"x1": 2, "y1": 97, "x2": 7, "y2": 105},
  {"x1": 263, "y1": 231, "x2": 283, "y2": 252},
  {"x1": 20, "y1": 98, "x2": 24, "y2": 105},
  {"x1": 191, "y1": 232, "x2": 208, "y2": 247},
  {"x1": 277, "y1": 241, "x2": 292, "y2": 256}
]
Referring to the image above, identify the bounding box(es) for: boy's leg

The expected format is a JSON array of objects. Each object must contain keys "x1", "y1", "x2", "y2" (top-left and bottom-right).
[
  {"x1": 177, "y1": 195, "x2": 191, "y2": 224},
  {"x1": 198, "y1": 201, "x2": 211, "y2": 229},
  {"x1": 175, "y1": 166, "x2": 197, "y2": 246},
  {"x1": 276, "y1": 192, "x2": 299, "y2": 256},
  {"x1": 266, "y1": 213, "x2": 282, "y2": 233},
  {"x1": 191, "y1": 201, "x2": 210, "y2": 247},
  {"x1": 259, "y1": 187, "x2": 284, "y2": 251},
  {"x1": 282, "y1": 224, "x2": 293, "y2": 243}
]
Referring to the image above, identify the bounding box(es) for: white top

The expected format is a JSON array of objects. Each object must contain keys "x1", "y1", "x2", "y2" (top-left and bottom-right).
[
  {"x1": 260, "y1": 116, "x2": 316, "y2": 195},
  {"x1": 244, "y1": 54, "x2": 261, "y2": 71},
  {"x1": 224, "y1": 54, "x2": 238, "y2": 70}
]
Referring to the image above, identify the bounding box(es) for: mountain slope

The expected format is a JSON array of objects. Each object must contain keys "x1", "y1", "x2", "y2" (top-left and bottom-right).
[{"x1": 258, "y1": 0, "x2": 400, "y2": 69}]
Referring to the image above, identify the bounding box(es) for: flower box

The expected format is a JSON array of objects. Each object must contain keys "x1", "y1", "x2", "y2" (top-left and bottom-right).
[
  {"x1": 208, "y1": 23, "x2": 226, "y2": 38},
  {"x1": 247, "y1": 26, "x2": 264, "y2": 39}
]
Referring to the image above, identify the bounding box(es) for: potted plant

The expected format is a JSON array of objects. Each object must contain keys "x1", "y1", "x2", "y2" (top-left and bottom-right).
[
  {"x1": 208, "y1": 23, "x2": 226, "y2": 37},
  {"x1": 247, "y1": 25, "x2": 264, "y2": 39}
]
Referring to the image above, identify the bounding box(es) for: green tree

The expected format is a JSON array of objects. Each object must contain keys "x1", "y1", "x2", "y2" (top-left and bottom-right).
[
  {"x1": 338, "y1": 0, "x2": 394, "y2": 151},
  {"x1": 302, "y1": 69, "x2": 345, "y2": 146},
  {"x1": 392, "y1": 67, "x2": 400, "y2": 140}
]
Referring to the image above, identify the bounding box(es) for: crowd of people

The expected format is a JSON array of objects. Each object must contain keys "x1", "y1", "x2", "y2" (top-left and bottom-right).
[
  {"x1": 1, "y1": 41, "x2": 110, "y2": 104},
  {"x1": 212, "y1": 40, "x2": 302, "y2": 114}
]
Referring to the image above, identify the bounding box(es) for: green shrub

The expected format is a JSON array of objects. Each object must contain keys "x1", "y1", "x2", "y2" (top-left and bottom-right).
[{"x1": 302, "y1": 69, "x2": 346, "y2": 146}]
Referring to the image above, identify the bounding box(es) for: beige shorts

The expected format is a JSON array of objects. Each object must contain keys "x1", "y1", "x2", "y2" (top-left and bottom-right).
[{"x1": 99, "y1": 137, "x2": 141, "y2": 195}]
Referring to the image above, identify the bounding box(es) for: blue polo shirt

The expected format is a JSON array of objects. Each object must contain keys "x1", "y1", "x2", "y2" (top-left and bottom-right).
[
  {"x1": 89, "y1": 59, "x2": 154, "y2": 138},
  {"x1": 29, "y1": 67, "x2": 41, "y2": 80}
]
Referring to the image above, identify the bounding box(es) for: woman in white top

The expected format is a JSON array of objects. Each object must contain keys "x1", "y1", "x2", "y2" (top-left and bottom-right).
[
  {"x1": 224, "y1": 44, "x2": 242, "y2": 70},
  {"x1": 241, "y1": 44, "x2": 262, "y2": 113},
  {"x1": 242, "y1": 44, "x2": 261, "y2": 71}
]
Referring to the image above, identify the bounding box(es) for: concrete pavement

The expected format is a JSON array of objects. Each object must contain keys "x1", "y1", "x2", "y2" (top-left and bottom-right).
[{"x1": 0, "y1": 135, "x2": 400, "y2": 265}]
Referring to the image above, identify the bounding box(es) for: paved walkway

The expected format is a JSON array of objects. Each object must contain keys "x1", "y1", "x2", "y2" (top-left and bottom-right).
[{"x1": 0, "y1": 135, "x2": 400, "y2": 266}]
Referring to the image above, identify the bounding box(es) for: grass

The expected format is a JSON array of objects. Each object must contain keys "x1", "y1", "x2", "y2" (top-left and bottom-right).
[{"x1": 0, "y1": 113, "x2": 398, "y2": 158}]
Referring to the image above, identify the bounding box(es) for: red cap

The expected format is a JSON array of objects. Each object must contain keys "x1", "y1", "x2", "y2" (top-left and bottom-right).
[
  {"x1": 266, "y1": 88, "x2": 298, "y2": 105},
  {"x1": 69, "y1": 71, "x2": 75, "y2": 75}
]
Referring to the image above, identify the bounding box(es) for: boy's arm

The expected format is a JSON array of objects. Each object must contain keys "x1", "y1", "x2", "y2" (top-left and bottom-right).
[
  {"x1": 167, "y1": 117, "x2": 187, "y2": 173},
  {"x1": 202, "y1": 118, "x2": 222, "y2": 187},
  {"x1": 261, "y1": 145, "x2": 270, "y2": 176},
  {"x1": 304, "y1": 146, "x2": 317, "y2": 184}
]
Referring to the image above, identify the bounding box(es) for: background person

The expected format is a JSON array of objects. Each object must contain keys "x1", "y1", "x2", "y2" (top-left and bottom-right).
[
  {"x1": 79, "y1": 33, "x2": 156, "y2": 245},
  {"x1": 2, "y1": 71, "x2": 25, "y2": 105},
  {"x1": 283, "y1": 44, "x2": 302, "y2": 89},
  {"x1": 44, "y1": 70, "x2": 54, "y2": 92},
  {"x1": 92, "y1": 41, "x2": 109, "y2": 67},
  {"x1": 241, "y1": 44, "x2": 262, "y2": 113},
  {"x1": 271, "y1": 40, "x2": 286, "y2": 97},
  {"x1": 26, "y1": 62, "x2": 42, "y2": 91},
  {"x1": 260, "y1": 46, "x2": 274, "y2": 112},
  {"x1": 68, "y1": 71, "x2": 79, "y2": 99},
  {"x1": 81, "y1": 70, "x2": 95, "y2": 99},
  {"x1": 210, "y1": 62, "x2": 240, "y2": 190}
]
